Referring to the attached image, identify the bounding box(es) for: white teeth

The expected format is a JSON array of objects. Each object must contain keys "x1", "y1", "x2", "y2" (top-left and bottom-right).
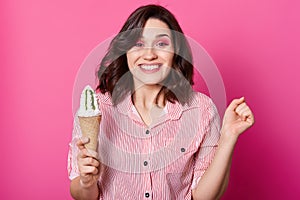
[{"x1": 140, "y1": 65, "x2": 160, "y2": 70}]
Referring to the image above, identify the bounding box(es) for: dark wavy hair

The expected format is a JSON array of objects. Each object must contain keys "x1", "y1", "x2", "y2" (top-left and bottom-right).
[{"x1": 96, "y1": 4, "x2": 194, "y2": 105}]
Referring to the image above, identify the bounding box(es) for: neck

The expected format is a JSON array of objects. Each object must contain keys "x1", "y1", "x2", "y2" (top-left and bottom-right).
[{"x1": 132, "y1": 84, "x2": 165, "y2": 110}]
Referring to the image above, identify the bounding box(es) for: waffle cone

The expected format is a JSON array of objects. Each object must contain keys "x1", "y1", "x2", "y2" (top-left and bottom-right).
[{"x1": 78, "y1": 115, "x2": 101, "y2": 151}]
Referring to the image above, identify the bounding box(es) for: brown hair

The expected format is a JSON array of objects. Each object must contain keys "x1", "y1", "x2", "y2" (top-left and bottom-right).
[{"x1": 97, "y1": 4, "x2": 194, "y2": 105}]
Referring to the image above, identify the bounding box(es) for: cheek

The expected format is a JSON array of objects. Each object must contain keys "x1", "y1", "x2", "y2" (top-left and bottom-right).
[
  {"x1": 126, "y1": 53, "x2": 136, "y2": 69},
  {"x1": 162, "y1": 52, "x2": 174, "y2": 67}
]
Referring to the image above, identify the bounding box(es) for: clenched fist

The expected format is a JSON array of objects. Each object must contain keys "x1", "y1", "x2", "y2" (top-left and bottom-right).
[{"x1": 221, "y1": 97, "x2": 255, "y2": 138}]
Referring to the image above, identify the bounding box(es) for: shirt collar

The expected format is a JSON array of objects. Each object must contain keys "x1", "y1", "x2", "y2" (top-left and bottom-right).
[{"x1": 116, "y1": 93, "x2": 184, "y2": 121}]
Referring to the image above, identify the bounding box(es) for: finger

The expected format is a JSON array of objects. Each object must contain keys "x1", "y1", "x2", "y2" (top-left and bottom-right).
[
  {"x1": 81, "y1": 157, "x2": 100, "y2": 168},
  {"x1": 240, "y1": 107, "x2": 252, "y2": 118},
  {"x1": 237, "y1": 107, "x2": 254, "y2": 123},
  {"x1": 244, "y1": 110, "x2": 255, "y2": 125},
  {"x1": 239, "y1": 110, "x2": 252, "y2": 121},
  {"x1": 78, "y1": 157, "x2": 100, "y2": 174},
  {"x1": 234, "y1": 102, "x2": 247, "y2": 114},
  {"x1": 246, "y1": 115, "x2": 255, "y2": 125},
  {"x1": 235, "y1": 103, "x2": 250, "y2": 115},
  {"x1": 235, "y1": 104, "x2": 249, "y2": 116},
  {"x1": 80, "y1": 166, "x2": 99, "y2": 175},
  {"x1": 78, "y1": 148, "x2": 99, "y2": 160},
  {"x1": 236, "y1": 103, "x2": 253, "y2": 118},
  {"x1": 76, "y1": 137, "x2": 90, "y2": 150},
  {"x1": 227, "y1": 97, "x2": 245, "y2": 112},
  {"x1": 86, "y1": 149, "x2": 99, "y2": 159}
]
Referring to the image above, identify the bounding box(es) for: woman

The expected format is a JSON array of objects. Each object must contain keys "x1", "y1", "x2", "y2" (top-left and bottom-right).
[{"x1": 68, "y1": 4, "x2": 254, "y2": 200}]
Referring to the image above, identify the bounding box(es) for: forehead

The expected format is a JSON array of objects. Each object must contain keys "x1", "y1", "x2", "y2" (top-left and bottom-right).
[{"x1": 141, "y1": 18, "x2": 171, "y2": 39}]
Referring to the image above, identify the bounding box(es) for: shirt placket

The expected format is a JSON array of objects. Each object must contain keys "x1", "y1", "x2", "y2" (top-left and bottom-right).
[{"x1": 142, "y1": 127, "x2": 153, "y2": 199}]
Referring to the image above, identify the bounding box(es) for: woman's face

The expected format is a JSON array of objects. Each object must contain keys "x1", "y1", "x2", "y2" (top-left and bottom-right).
[{"x1": 126, "y1": 18, "x2": 174, "y2": 86}]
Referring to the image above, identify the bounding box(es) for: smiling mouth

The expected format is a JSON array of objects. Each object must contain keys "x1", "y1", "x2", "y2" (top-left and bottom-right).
[{"x1": 139, "y1": 64, "x2": 162, "y2": 71}]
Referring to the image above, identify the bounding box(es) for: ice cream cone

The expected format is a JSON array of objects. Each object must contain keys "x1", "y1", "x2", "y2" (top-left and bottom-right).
[{"x1": 79, "y1": 115, "x2": 101, "y2": 151}]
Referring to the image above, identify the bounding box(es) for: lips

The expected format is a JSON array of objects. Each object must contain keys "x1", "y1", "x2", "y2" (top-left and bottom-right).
[{"x1": 138, "y1": 64, "x2": 162, "y2": 73}]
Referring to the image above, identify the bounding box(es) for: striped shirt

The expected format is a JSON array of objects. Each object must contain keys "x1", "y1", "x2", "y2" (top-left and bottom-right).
[{"x1": 68, "y1": 91, "x2": 220, "y2": 199}]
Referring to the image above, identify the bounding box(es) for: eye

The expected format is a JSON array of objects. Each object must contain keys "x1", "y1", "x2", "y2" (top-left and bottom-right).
[
  {"x1": 156, "y1": 41, "x2": 169, "y2": 47},
  {"x1": 135, "y1": 41, "x2": 144, "y2": 47}
]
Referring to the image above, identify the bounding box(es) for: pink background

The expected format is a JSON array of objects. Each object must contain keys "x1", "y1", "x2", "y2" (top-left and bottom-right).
[{"x1": 1, "y1": 0, "x2": 299, "y2": 199}]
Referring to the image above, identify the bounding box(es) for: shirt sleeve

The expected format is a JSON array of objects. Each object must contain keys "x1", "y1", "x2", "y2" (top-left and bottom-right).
[
  {"x1": 191, "y1": 99, "x2": 221, "y2": 189},
  {"x1": 67, "y1": 111, "x2": 82, "y2": 180}
]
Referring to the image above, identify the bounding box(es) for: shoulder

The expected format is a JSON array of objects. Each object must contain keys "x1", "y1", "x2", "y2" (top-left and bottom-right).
[
  {"x1": 183, "y1": 91, "x2": 217, "y2": 112},
  {"x1": 96, "y1": 92, "x2": 113, "y2": 106},
  {"x1": 168, "y1": 91, "x2": 218, "y2": 120}
]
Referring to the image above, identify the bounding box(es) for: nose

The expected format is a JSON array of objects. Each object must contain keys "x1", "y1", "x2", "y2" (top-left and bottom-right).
[{"x1": 142, "y1": 47, "x2": 158, "y2": 60}]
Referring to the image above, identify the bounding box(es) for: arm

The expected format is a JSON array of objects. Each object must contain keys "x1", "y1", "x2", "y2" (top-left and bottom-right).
[
  {"x1": 192, "y1": 97, "x2": 254, "y2": 200},
  {"x1": 70, "y1": 138, "x2": 100, "y2": 200}
]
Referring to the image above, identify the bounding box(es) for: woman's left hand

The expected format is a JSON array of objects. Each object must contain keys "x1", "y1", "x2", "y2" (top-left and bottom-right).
[{"x1": 221, "y1": 97, "x2": 255, "y2": 138}]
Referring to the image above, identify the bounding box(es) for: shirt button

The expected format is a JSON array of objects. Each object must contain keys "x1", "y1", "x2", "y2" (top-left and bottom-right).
[
  {"x1": 143, "y1": 161, "x2": 148, "y2": 166},
  {"x1": 181, "y1": 148, "x2": 186, "y2": 152},
  {"x1": 145, "y1": 192, "x2": 150, "y2": 198},
  {"x1": 145, "y1": 130, "x2": 150, "y2": 135}
]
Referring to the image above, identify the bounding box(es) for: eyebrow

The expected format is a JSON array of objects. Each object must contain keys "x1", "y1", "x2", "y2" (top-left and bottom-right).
[
  {"x1": 155, "y1": 33, "x2": 170, "y2": 38},
  {"x1": 140, "y1": 33, "x2": 171, "y2": 39}
]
